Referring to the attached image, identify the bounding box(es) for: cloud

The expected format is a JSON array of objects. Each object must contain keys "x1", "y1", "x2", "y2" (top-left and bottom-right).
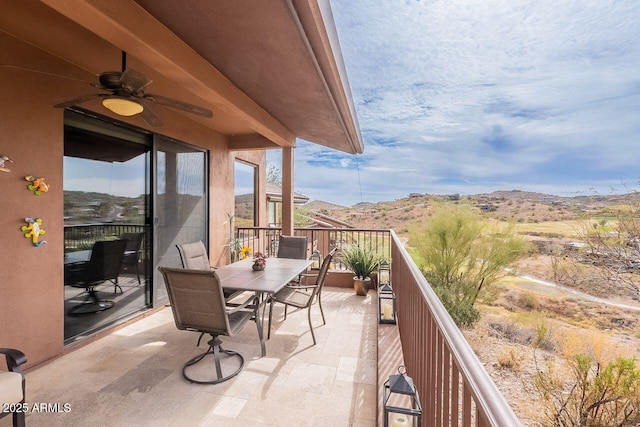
[{"x1": 270, "y1": 1, "x2": 640, "y2": 206}]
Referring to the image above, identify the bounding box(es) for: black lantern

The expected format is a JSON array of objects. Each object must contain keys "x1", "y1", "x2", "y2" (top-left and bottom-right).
[
  {"x1": 379, "y1": 259, "x2": 391, "y2": 286},
  {"x1": 310, "y1": 249, "x2": 322, "y2": 270},
  {"x1": 383, "y1": 366, "x2": 422, "y2": 427},
  {"x1": 378, "y1": 283, "x2": 397, "y2": 324}
]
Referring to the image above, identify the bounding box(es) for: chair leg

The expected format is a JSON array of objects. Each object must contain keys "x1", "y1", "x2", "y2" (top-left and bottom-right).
[
  {"x1": 308, "y1": 305, "x2": 316, "y2": 345},
  {"x1": 182, "y1": 335, "x2": 244, "y2": 385},
  {"x1": 113, "y1": 278, "x2": 123, "y2": 293},
  {"x1": 14, "y1": 410, "x2": 25, "y2": 427},
  {"x1": 135, "y1": 262, "x2": 141, "y2": 285},
  {"x1": 212, "y1": 342, "x2": 223, "y2": 380},
  {"x1": 283, "y1": 305, "x2": 288, "y2": 320},
  {"x1": 318, "y1": 293, "x2": 326, "y2": 325}
]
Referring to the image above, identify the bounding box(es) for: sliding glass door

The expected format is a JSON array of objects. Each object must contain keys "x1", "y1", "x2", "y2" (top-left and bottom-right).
[
  {"x1": 63, "y1": 112, "x2": 152, "y2": 343},
  {"x1": 63, "y1": 111, "x2": 208, "y2": 342}
]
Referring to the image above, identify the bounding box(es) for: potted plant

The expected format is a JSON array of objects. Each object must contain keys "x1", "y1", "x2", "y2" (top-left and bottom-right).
[{"x1": 339, "y1": 245, "x2": 382, "y2": 296}]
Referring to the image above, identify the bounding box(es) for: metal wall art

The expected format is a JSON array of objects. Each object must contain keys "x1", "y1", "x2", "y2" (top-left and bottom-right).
[{"x1": 21, "y1": 217, "x2": 47, "y2": 247}]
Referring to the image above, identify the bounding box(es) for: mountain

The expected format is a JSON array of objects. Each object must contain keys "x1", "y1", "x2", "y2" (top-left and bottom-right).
[
  {"x1": 302, "y1": 200, "x2": 346, "y2": 211},
  {"x1": 301, "y1": 190, "x2": 640, "y2": 236}
]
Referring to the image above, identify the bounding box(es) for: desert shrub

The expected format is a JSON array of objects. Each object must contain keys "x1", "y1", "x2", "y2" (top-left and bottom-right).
[
  {"x1": 410, "y1": 206, "x2": 530, "y2": 327},
  {"x1": 489, "y1": 320, "x2": 541, "y2": 347},
  {"x1": 534, "y1": 330, "x2": 640, "y2": 426},
  {"x1": 496, "y1": 346, "x2": 525, "y2": 370},
  {"x1": 535, "y1": 355, "x2": 640, "y2": 426},
  {"x1": 519, "y1": 293, "x2": 538, "y2": 310}
]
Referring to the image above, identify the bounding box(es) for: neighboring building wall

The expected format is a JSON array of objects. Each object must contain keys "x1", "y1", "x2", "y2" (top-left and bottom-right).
[{"x1": 0, "y1": 33, "x2": 267, "y2": 367}]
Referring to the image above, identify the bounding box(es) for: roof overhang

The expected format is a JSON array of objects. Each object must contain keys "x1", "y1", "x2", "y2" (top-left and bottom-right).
[
  {"x1": 266, "y1": 183, "x2": 310, "y2": 204},
  {"x1": 0, "y1": 0, "x2": 363, "y2": 154}
]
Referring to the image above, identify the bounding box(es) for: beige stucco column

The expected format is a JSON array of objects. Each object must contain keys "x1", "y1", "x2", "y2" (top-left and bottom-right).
[{"x1": 281, "y1": 147, "x2": 295, "y2": 236}]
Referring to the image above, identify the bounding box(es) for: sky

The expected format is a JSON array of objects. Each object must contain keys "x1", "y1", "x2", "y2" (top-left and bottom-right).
[{"x1": 268, "y1": 0, "x2": 640, "y2": 207}]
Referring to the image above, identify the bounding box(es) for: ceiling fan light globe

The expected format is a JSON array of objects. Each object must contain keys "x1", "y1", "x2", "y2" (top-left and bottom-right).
[{"x1": 102, "y1": 97, "x2": 144, "y2": 116}]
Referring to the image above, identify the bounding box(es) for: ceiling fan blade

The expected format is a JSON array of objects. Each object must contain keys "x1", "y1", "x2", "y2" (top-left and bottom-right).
[
  {"x1": 137, "y1": 100, "x2": 163, "y2": 127},
  {"x1": 119, "y1": 68, "x2": 152, "y2": 94},
  {"x1": 145, "y1": 93, "x2": 213, "y2": 118},
  {"x1": 53, "y1": 93, "x2": 103, "y2": 108}
]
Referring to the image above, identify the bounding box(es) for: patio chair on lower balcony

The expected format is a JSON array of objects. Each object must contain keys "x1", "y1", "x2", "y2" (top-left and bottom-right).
[
  {"x1": 267, "y1": 249, "x2": 335, "y2": 345},
  {"x1": 0, "y1": 348, "x2": 27, "y2": 427},
  {"x1": 158, "y1": 267, "x2": 264, "y2": 384},
  {"x1": 67, "y1": 239, "x2": 128, "y2": 316},
  {"x1": 119, "y1": 232, "x2": 144, "y2": 285}
]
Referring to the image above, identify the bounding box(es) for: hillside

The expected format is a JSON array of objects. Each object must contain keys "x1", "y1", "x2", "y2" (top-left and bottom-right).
[
  {"x1": 304, "y1": 190, "x2": 640, "y2": 425},
  {"x1": 304, "y1": 190, "x2": 640, "y2": 236}
]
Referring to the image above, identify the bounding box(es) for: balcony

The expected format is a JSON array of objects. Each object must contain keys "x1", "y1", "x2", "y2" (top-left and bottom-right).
[{"x1": 6, "y1": 228, "x2": 519, "y2": 427}]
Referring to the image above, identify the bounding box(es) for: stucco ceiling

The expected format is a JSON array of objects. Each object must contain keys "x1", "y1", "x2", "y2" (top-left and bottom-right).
[{"x1": 0, "y1": 0, "x2": 363, "y2": 154}]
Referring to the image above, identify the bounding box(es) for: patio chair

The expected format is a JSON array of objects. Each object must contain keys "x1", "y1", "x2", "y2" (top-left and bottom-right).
[
  {"x1": 276, "y1": 235, "x2": 308, "y2": 259},
  {"x1": 267, "y1": 249, "x2": 336, "y2": 345},
  {"x1": 67, "y1": 239, "x2": 128, "y2": 316},
  {"x1": 158, "y1": 267, "x2": 264, "y2": 384},
  {"x1": 276, "y1": 235, "x2": 309, "y2": 287},
  {"x1": 119, "y1": 232, "x2": 144, "y2": 285},
  {"x1": 176, "y1": 241, "x2": 241, "y2": 300},
  {"x1": 0, "y1": 347, "x2": 27, "y2": 427},
  {"x1": 176, "y1": 241, "x2": 211, "y2": 271}
]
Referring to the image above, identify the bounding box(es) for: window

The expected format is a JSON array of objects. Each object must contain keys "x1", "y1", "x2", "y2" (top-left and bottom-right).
[{"x1": 234, "y1": 160, "x2": 257, "y2": 227}]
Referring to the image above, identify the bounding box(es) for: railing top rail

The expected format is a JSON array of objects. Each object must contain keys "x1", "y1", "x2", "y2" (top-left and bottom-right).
[
  {"x1": 390, "y1": 230, "x2": 521, "y2": 426},
  {"x1": 236, "y1": 226, "x2": 393, "y2": 233},
  {"x1": 64, "y1": 223, "x2": 147, "y2": 228}
]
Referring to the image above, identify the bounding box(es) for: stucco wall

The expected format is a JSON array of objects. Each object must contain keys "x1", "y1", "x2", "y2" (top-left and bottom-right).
[{"x1": 0, "y1": 33, "x2": 267, "y2": 367}]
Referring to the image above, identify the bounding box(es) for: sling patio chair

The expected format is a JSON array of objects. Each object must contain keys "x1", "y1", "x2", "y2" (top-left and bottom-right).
[
  {"x1": 267, "y1": 249, "x2": 336, "y2": 345},
  {"x1": 158, "y1": 267, "x2": 264, "y2": 384}
]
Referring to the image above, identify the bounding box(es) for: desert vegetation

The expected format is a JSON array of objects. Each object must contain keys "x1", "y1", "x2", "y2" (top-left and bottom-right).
[
  {"x1": 408, "y1": 205, "x2": 530, "y2": 326},
  {"x1": 312, "y1": 190, "x2": 640, "y2": 425}
]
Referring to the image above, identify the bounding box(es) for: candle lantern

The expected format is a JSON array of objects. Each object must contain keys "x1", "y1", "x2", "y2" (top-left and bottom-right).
[
  {"x1": 310, "y1": 249, "x2": 322, "y2": 270},
  {"x1": 383, "y1": 366, "x2": 422, "y2": 427},
  {"x1": 378, "y1": 283, "x2": 396, "y2": 324},
  {"x1": 379, "y1": 259, "x2": 391, "y2": 286}
]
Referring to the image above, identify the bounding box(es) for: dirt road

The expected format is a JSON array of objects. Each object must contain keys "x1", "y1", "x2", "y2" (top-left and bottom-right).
[{"x1": 505, "y1": 271, "x2": 640, "y2": 312}]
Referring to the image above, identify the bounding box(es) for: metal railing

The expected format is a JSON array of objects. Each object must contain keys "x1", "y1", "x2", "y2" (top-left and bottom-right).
[
  {"x1": 235, "y1": 227, "x2": 392, "y2": 269},
  {"x1": 64, "y1": 223, "x2": 148, "y2": 252},
  {"x1": 390, "y1": 230, "x2": 521, "y2": 426}
]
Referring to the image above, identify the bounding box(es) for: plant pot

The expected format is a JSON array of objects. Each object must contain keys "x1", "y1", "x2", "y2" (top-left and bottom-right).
[
  {"x1": 252, "y1": 263, "x2": 265, "y2": 271},
  {"x1": 353, "y1": 277, "x2": 371, "y2": 296}
]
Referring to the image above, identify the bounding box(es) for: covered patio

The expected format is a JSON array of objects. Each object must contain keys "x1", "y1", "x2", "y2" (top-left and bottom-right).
[{"x1": 9, "y1": 288, "x2": 377, "y2": 427}]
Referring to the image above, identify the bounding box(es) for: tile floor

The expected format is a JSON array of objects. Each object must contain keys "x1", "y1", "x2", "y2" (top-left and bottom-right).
[{"x1": 10, "y1": 288, "x2": 378, "y2": 427}]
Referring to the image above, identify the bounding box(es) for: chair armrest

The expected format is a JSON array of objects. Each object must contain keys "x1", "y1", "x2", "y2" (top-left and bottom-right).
[
  {"x1": 290, "y1": 272, "x2": 318, "y2": 285},
  {"x1": 284, "y1": 284, "x2": 318, "y2": 290},
  {"x1": 0, "y1": 348, "x2": 27, "y2": 372},
  {"x1": 299, "y1": 272, "x2": 318, "y2": 278},
  {"x1": 226, "y1": 295, "x2": 258, "y2": 314}
]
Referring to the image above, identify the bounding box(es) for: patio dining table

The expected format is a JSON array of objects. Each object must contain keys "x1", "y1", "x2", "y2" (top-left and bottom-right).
[
  {"x1": 215, "y1": 257, "x2": 313, "y2": 294},
  {"x1": 215, "y1": 257, "x2": 313, "y2": 354}
]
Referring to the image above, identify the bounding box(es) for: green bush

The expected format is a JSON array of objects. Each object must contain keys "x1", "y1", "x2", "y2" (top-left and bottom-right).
[
  {"x1": 410, "y1": 206, "x2": 530, "y2": 327},
  {"x1": 535, "y1": 355, "x2": 640, "y2": 426}
]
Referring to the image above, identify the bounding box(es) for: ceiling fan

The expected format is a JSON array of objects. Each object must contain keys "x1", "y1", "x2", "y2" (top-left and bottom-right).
[{"x1": 51, "y1": 51, "x2": 213, "y2": 127}]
